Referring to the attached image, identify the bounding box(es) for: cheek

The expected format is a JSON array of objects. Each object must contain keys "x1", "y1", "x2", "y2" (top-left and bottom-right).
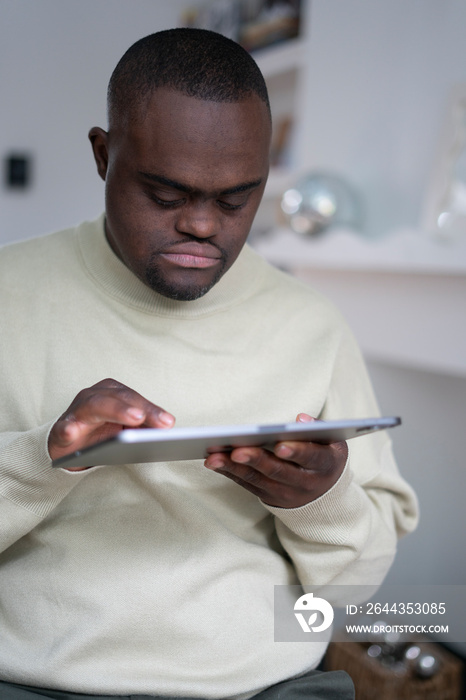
[
  {"x1": 106, "y1": 184, "x2": 162, "y2": 244},
  {"x1": 229, "y1": 203, "x2": 261, "y2": 244},
  {"x1": 106, "y1": 177, "x2": 140, "y2": 220},
  {"x1": 216, "y1": 218, "x2": 254, "y2": 271}
]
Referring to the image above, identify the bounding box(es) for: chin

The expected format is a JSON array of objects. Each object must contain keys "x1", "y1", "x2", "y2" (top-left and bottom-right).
[
  {"x1": 144, "y1": 274, "x2": 217, "y2": 301},
  {"x1": 145, "y1": 262, "x2": 227, "y2": 301}
]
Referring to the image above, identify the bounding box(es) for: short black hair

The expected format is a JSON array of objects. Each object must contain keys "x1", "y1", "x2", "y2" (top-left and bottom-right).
[{"x1": 107, "y1": 28, "x2": 271, "y2": 126}]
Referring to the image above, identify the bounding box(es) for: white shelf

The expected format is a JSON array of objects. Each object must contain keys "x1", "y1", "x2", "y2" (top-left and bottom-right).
[
  {"x1": 252, "y1": 226, "x2": 466, "y2": 377},
  {"x1": 293, "y1": 265, "x2": 466, "y2": 378},
  {"x1": 253, "y1": 225, "x2": 466, "y2": 275}
]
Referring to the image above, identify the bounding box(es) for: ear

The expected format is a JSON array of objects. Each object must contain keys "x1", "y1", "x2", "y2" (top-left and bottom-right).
[{"x1": 88, "y1": 127, "x2": 109, "y2": 181}]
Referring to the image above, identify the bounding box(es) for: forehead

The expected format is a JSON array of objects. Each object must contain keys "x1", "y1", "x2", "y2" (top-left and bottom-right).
[{"x1": 114, "y1": 88, "x2": 271, "y2": 186}]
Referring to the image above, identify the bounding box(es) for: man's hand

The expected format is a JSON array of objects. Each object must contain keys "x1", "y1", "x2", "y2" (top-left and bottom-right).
[
  {"x1": 48, "y1": 378, "x2": 175, "y2": 469},
  {"x1": 204, "y1": 414, "x2": 348, "y2": 508}
]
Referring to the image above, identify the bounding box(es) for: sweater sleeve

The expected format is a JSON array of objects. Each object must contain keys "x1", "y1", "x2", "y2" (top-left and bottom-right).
[
  {"x1": 0, "y1": 422, "x2": 86, "y2": 552},
  {"x1": 263, "y1": 322, "x2": 419, "y2": 588}
]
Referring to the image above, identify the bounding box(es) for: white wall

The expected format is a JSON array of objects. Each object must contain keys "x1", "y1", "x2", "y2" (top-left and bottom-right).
[
  {"x1": 3, "y1": 0, "x2": 466, "y2": 243},
  {"x1": 367, "y1": 360, "x2": 466, "y2": 586},
  {"x1": 365, "y1": 361, "x2": 466, "y2": 657},
  {"x1": 299, "y1": 0, "x2": 466, "y2": 238},
  {"x1": 0, "y1": 0, "x2": 187, "y2": 244}
]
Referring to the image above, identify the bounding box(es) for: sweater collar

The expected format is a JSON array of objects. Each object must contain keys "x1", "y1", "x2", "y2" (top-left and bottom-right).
[{"x1": 76, "y1": 214, "x2": 264, "y2": 318}]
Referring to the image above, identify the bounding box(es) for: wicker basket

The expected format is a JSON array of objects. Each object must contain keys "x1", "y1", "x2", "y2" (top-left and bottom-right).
[{"x1": 325, "y1": 636, "x2": 463, "y2": 700}]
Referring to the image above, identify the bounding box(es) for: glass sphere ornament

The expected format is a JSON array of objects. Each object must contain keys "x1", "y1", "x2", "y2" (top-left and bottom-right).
[{"x1": 280, "y1": 172, "x2": 363, "y2": 236}]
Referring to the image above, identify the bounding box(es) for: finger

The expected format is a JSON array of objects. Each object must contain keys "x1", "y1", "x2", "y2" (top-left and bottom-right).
[
  {"x1": 74, "y1": 381, "x2": 172, "y2": 423},
  {"x1": 273, "y1": 412, "x2": 323, "y2": 470},
  {"x1": 274, "y1": 438, "x2": 348, "y2": 473},
  {"x1": 71, "y1": 394, "x2": 173, "y2": 430},
  {"x1": 204, "y1": 410, "x2": 317, "y2": 477},
  {"x1": 52, "y1": 400, "x2": 142, "y2": 448},
  {"x1": 204, "y1": 411, "x2": 318, "y2": 477},
  {"x1": 204, "y1": 420, "x2": 348, "y2": 508},
  {"x1": 49, "y1": 379, "x2": 175, "y2": 456},
  {"x1": 204, "y1": 452, "x2": 315, "y2": 507},
  {"x1": 206, "y1": 447, "x2": 305, "y2": 488},
  {"x1": 79, "y1": 380, "x2": 175, "y2": 429},
  {"x1": 296, "y1": 412, "x2": 315, "y2": 423},
  {"x1": 204, "y1": 452, "x2": 276, "y2": 497}
]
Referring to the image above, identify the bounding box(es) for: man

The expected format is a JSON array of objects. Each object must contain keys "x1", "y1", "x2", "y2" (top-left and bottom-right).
[{"x1": 0, "y1": 29, "x2": 418, "y2": 700}]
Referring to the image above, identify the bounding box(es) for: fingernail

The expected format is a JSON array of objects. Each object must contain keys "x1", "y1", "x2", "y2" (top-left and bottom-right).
[
  {"x1": 205, "y1": 457, "x2": 225, "y2": 471},
  {"x1": 232, "y1": 452, "x2": 250, "y2": 464},
  {"x1": 159, "y1": 412, "x2": 175, "y2": 427},
  {"x1": 297, "y1": 413, "x2": 313, "y2": 423},
  {"x1": 62, "y1": 422, "x2": 78, "y2": 440},
  {"x1": 275, "y1": 444, "x2": 293, "y2": 458},
  {"x1": 127, "y1": 408, "x2": 145, "y2": 420}
]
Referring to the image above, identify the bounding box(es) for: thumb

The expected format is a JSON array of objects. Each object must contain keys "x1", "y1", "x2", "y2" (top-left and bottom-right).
[{"x1": 296, "y1": 413, "x2": 316, "y2": 423}]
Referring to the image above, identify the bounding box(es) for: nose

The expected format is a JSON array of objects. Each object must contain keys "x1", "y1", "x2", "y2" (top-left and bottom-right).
[{"x1": 174, "y1": 201, "x2": 219, "y2": 239}]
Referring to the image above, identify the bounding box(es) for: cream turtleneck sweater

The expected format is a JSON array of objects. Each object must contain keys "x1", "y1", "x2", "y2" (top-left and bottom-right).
[{"x1": 0, "y1": 216, "x2": 418, "y2": 697}]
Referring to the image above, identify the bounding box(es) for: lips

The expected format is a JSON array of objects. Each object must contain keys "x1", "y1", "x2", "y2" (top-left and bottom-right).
[{"x1": 160, "y1": 243, "x2": 222, "y2": 269}]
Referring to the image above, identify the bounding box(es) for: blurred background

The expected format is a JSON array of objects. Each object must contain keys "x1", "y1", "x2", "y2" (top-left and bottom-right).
[{"x1": 1, "y1": 0, "x2": 466, "y2": 656}]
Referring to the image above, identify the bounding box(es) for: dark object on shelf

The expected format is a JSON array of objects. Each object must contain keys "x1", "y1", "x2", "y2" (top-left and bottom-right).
[
  {"x1": 239, "y1": 0, "x2": 302, "y2": 52},
  {"x1": 325, "y1": 635, "x2": 463, "y2": 700},
  {"x1": 180, "y1": 0, "x2": 302, "y2": 53}
]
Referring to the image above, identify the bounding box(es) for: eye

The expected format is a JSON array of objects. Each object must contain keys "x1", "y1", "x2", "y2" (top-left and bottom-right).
[
  {"x1": 217, "y1": 196, "x2": 248, "y2": 211},
  {"x1": 218, "y1": 201, "x2": 243, "y2": 211},
  {"x1": 148, "y1": 192, "x2": 185, "y2": 208}
]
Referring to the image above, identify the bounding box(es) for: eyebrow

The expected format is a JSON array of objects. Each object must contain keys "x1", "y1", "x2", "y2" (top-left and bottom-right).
[{"x1": 138, "y1": 171, "x2": 263, "y2": 196}]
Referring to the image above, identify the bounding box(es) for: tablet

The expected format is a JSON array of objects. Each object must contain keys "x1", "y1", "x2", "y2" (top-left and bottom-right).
[{"x1": 52, "y1": 415, "x2": 401, "y2": 469}]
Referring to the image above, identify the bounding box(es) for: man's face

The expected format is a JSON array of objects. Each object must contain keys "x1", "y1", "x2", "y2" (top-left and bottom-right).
[{"x1": 89, "y1": 88, "x2": 271, "y2": 300}]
